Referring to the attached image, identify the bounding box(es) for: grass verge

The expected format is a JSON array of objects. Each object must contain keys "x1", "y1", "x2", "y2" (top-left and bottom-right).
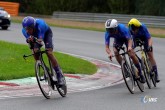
[{"x1": 0, "y1": 41, "x2": 97, "y2": 80}]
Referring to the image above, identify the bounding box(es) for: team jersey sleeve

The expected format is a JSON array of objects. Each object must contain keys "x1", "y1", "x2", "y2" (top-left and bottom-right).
[
  {"x1": 128, "y1": 28, "x2": 133, "y2": 35},
  {"x1": 105, "y1": 31, "x2": 110, "y2": 46},
  {"x1": 142, "y1": 24, "x2": 151, "y2": 39},
  {"x1": 22, "y1": 28, "x2": 30, "y2": 39}
]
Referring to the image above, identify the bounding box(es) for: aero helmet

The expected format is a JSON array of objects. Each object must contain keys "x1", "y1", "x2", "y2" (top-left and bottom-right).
[
  {"x1": 105, "y1": 19, "x2": 118, "y2": 33},
  {"x1": 105, "y1": 19, "x2": 118, "y2": 29},
  {"x1": 22, "y1": 16, "x2": 36, "y2": 29},
  {"x1": 128, "y1": 18, "x2": 141, "y2": 30}
]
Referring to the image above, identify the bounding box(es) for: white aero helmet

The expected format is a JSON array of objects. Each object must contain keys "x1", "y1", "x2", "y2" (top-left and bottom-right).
[{"x1": 105, "y1": 19, "x2": 118, "y2": 29}]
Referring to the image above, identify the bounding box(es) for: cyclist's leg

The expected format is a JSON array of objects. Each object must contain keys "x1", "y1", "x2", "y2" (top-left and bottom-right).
[
  {"x1": 126, "y1": 40, "x2": 145, "y2": 83},
  {"x1": 44, "y1": 28, "x2": 64, "y2": 85},
  {"x1": 113, "y1": 41, "x2": 122, "y2": 65},
  {"x1": 32, "y1": 43, "x2": 40, "y2": 60},
  {"x1": 144, "y1": 40, "x2": 160, "y2": 82}
]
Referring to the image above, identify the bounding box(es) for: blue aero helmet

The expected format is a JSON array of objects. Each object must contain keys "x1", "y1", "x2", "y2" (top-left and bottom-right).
[{"x1": 22, "y1": 16, "x2": 36, "y2": 29}]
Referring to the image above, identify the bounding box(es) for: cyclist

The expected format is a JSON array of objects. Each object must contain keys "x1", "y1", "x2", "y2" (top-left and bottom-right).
[
  {"x1": 22, "y1": 16, "x2": 65, "y2": 85},
  {"x1": 128, "y1": 18, "x2": 160, "y2": 82},
  {"x1": 105, "y1": 19, "x2": 145, "y2": 83}
]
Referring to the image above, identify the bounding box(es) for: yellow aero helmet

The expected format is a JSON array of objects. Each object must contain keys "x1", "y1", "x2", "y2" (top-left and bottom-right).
[{"x1": 128, "y1": 18, "x2": 142, "y2": 27}]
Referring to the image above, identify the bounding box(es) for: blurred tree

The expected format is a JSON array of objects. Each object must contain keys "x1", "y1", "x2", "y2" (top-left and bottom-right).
[
  {"x1": 135, "y1": 0, "x2": 165, "y2": 16},
  {"x1": 0, "y1": 0, "x2": 164, "y2": 16},
  {"x1": 107, "y1": 0, "x2": 134, "y2": 14}
]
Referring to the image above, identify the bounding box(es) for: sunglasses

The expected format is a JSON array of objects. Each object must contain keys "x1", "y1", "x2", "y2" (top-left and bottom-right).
[
  {"x1": 106, "y1": 28, "x2": 116, "y2": 33},
  {"x1": 24, "y1": 27, "x2": 32, "y2": 30},
  {"x1": 129, "y1": 24, "x2": 138, "y2": 31}
]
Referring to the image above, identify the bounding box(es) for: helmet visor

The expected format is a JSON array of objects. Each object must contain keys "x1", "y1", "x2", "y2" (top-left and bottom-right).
[
  {"x1": 24, "y1": 26, "x2": 34, "y2": 35},
  {"x1": 129, "y1": 24, "x2": 138, "y2": 31},
  {"x1": 23, "y1": 23, "x2": 35, "y2": 30},
  {"x1": 24, "y1": 26, "x2": 32, "y2": 30},
  {"x1": 106, "y1": 28, "x2": 116, "y2": 33}
]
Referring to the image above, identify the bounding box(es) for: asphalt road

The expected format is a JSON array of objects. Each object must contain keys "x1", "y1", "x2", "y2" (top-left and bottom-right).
[{"x1": 0, "y1": 23, "x2": 165, "y2": 110}]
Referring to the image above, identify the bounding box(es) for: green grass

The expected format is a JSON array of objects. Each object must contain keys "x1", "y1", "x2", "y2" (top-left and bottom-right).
[{"x1": 0, "y1": 41, "x2": 97, "y2": 80}]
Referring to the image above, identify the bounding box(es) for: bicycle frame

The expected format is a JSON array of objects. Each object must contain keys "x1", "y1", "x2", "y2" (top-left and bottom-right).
[
  {"x1": 23, "y1": 49, "x2": 55, "y2": 85},
  {"x1": 115, "y1": 46, "x2": 135, "y2": 77},
  {"x1": 134, "y1": 39, "x2": 156, "y2": 88},
  {"x1": 114, "y1": 45, "x2": 145, "y2": 93},
  {"x1": 23, "y1": 38, "x2": 67, "y2": 98},
  {"x1": 139, "y1": 46, "x2": 151, "y2": 73}
]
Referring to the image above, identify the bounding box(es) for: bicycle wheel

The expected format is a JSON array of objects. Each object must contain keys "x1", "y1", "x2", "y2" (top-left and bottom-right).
[
  {"x1": 131, "y1": 66, "x2": 145, "y2": 92},
  {"x1": 146, "y1": 59, "x2": 157, "y2": 87},
  {"x1": 121, "y1": 60, "x2": 135, "y2": 94},
  {"x1": 136, "y1": 79, "x2": 145, "y2": 92},
  {"x1": 35, "y1": 60, "x2": 52, "y2": 99},
  {"x1": 151, "y1": 71, "x2": 157, "y2": 87},
  {"x1": 141, "y1": 57, "x2": 151, "y2": 89},
  {"x1": 48, "y1": 60, "x2": 67, "y2": 97},
  {"x1": 56, "y1": 73, "x2": 67, "y2": 97}
]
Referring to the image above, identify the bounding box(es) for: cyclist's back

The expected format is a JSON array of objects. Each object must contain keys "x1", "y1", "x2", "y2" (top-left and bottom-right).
[
  {"x1": 105, "y1": 24, "x2": 131, "y2": 45},
  {"x1": 130, "y1": 23, "x2": 150, "y2": 41},
  {"x1": 22, "y1": 18, "x2": 49, "y2": 39}
]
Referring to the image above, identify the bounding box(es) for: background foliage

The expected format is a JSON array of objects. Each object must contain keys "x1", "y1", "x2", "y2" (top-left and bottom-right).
[{"x1": 1, "y1": 0, "x2": 165, "y2": 16}]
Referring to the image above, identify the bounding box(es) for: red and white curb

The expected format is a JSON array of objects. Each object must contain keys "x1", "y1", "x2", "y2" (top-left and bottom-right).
[{"x1": 0, "y1": 54, "x2": 123, "y2": 99}]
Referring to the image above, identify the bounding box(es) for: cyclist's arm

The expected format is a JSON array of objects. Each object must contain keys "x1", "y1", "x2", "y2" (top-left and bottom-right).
[
  {"x1": 128, "y1": 38, "x2": 133, "y2": 50},
  {"x1": 148, "y1": 37, "x2": 153, "y2": 47},
  {"x1": 22, "y1": 28, "x2": 32, "y2": 43},
  {"x1": 22, "y1": 28, "x2": 30, "y2": 39},
  {"x1": 105, "y1": 32, "x2": 111, "y2": 54},
  {"x1": 106, "y1": 44, "x2": 111, "y2": 55},
  {"x1": 142, "y1": 24, "x2": 152, "y2": 46}
]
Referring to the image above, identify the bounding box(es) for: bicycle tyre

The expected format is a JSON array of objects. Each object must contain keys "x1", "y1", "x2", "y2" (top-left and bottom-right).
[
  {"x1": 35, "y1": 60, "x2": 52, "y2": 99},
  {"x1": 146, "y1": 59, "x2": 157, "y2": 87},
  {"x1": 56, "y1": 73, "x2": 67, "y2": 97},
  {"x1": 151, "y1": 71, "x2": 157, "y2": 87},
  {"x1": 132, "y1": 66, "x2": 145, "y2": 92},
  {"x1": 48, "y1": 60, "x2": 67, "y2": 97},
  {"x1": 141, "y1": 57, "x2": 151, "y2": 89},
  {"x1": 136, "y1": 79, "x2": 145, "y2": 92},
  {"x1": 129, "y1": 57, "x2": 145, "y2": 92},
  {"x1": 121, "y1": 60, "x2": 135, "y2": 94}
]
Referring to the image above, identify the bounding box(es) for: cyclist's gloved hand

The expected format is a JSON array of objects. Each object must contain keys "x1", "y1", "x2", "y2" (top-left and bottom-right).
[
  {"x1": 26, "y1": 36, "x2": 38, "y2": 43},
  {"x1": 26, "y1": 38, "x2": 30, "y2": 43},
  {"x1": 108, "y1": 52, "x2": 113, "y2": 61},
  {"x1": 147, "y1": 46, "x2": 153, "y2": 52},
  {"x1": 37, "y1": 38, "x2": 43, "y2": 42}
]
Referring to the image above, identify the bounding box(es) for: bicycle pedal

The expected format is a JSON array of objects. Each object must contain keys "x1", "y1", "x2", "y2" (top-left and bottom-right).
[
  {"x1": 40, "y1": 78, "x2": 45, "y2": 81},
  {"x1": 134, "y1": 76, "x2": 140, "y2": 81},
  {"x1": 150, "y1": 72, "x2": 154, "y2": 77},
  {"x1": 53, "y1": 81, "x2": 58, "y2": 85},
  {"x1": 40, "y1": 76, "x2": 45, "y2": 81},
  {"x1": 136, "y1": 75, "x2": 140, "y2": 79}
]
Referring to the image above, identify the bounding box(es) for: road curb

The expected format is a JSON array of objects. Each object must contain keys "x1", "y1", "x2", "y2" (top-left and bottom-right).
[{"x1": 0, "y1": 53, "x2": 123, "y2": 98}]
